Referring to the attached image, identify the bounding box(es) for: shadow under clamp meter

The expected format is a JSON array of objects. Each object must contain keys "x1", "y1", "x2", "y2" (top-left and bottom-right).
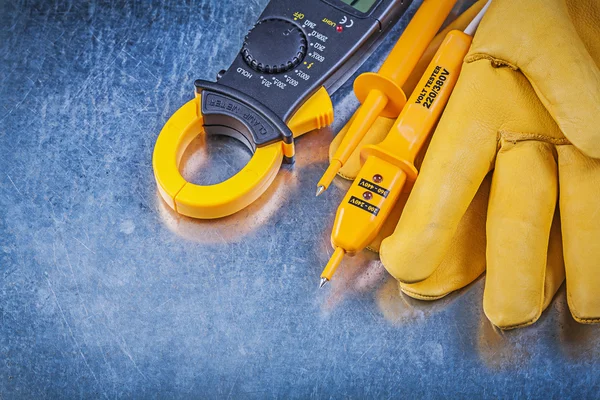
[{"x1": 153, "y1": 0, "x2": 412, "y2": 219}]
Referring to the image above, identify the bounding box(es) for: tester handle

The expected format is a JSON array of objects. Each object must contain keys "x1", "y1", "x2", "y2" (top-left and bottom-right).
[
  {"x1": 378, "y1": 0, "x2": 458, "y2": 84},
  {"x1": 363, "y1": 31, "x2": 472, "y2": 168},
  {"x1": 321, "y1": 30, "x2": 473, "y2": 286},
  {"x1": 317, "y1": 0, "x2": 458, "y2": 194}
]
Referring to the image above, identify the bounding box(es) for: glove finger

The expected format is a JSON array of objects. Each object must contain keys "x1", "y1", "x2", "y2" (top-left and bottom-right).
[
  {"x1": 483, "y1": 140, "x2": 558, "y2": 329},
  {"x1": 542, "y1": 209, "x2": 566, "y2": 313},
  {"x1": 379, "y1": 63, "x2": 498, "y2": 284},
  {"x1": 471, "y1": 0, "x2": 600, "y2": 158},
  {"x1": 400, "y1": 174, "x2": 490, "y2": 300},
  {"x1": 558, "y1": 145, "x2": 600, "y2": 323}
]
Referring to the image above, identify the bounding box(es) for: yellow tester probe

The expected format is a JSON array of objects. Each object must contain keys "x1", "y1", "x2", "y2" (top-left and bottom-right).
[
  {"x1": 316, "y1": 0, "x2": 459, "y2": 196},
  {"x1": 320, "y1": 2, "x2": 491, "y2": 287}
]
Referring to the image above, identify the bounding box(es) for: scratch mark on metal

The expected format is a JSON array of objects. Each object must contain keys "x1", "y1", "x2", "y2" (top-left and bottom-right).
[
  {"x1": 357, "y1": 343, "x2": 376, "y2": 363},
  {"x1": 6, "y1": 174, "x2": 23, "y2": 197},
  {"x1": 72, "y1": 236, "x2": 95, "y2": 254},
  {"x1": 46, "y1": 277, "x2": 108, "y2": 399}
]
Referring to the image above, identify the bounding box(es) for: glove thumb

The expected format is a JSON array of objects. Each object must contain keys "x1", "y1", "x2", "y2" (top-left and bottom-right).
[{"x1": 470, "y1": 0, "x2": 600, "y2": 158}]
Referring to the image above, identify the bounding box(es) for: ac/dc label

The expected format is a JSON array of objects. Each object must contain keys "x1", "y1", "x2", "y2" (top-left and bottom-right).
[
  {"x1": 358, "y1": 179, "x2": 389, "y2": 198},
  {"x1": 348, "y1": 196, "x2": 380, "y2": 216}
]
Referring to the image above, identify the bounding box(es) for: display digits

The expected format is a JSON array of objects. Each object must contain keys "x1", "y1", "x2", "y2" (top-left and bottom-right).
[{"x1": 340, "y1": 0, "x2": 378, "y2": 13}]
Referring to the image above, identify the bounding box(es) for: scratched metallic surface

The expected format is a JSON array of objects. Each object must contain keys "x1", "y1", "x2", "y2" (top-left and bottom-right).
[{"x1": 1, "y1": 0, "x2": 599, "y2": 398}]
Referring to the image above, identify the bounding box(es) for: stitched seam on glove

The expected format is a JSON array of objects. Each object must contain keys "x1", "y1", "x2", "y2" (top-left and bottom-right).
[
  {"x1": 498, "y1": 131, "x2": 572, "y2": 146},
  {"x1": 567, "y1": 292, "x2": 600, "y2": 323},
  {"x1": 365, "y1": 245, "x2": 379, "y2": 254},
  {"x1": 464, "y1": 53, "x2": 519, "y2": 70},
  {"x1": 496, "y1": 311, "x2": 543, "y2": 330},
  {"x1": 500, "y1": 320, "x2": 538, "y2": 330},
  {"x1": 337, "y1": 171, "x2": 355, "y2": 181},
  {"x1": 571, "y1": 316, "x2": 600, "y2": 323},
  {"x1": 400, "y1": 286, "x2": 447, "y2": 300}
]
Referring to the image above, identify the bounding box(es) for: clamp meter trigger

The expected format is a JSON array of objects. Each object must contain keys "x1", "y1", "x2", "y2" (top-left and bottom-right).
[{"x1": 153, "y1": 0, "x2": 413, "y2": 219}]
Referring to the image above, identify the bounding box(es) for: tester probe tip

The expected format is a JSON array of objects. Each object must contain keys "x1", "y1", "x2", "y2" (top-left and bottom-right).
[
  {"x1": 319, "y1": 247, "x2": 346, "y2": 286},
  {"x1": 317, "y1": 160, "x2": 342, "y2": 196},
  {"x1": 319, "y1": 277, "x2": 329, "y2": 288}
]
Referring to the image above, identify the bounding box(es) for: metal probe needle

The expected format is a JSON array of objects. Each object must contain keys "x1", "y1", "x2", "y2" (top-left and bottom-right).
[
  {"x1": 319, "y1": 247, "x2": 346, "y2": 288},
  {"x1": 316, "y1": 91, "x2": 388, "y2": 195}
]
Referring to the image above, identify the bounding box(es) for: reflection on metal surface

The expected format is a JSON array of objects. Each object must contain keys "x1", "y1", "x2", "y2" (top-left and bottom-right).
[
  {"x1": 476, "y1": 285, "x2": 600, "y2": 369},
  {"x1": 476, "y1": 314, "x2": 533, "y2": 370},
  {"x1": 180, "y1": 134, "x2": 252, "y2": 186},
  {"x1": 555, "y1": 289, "x2": 600, "y2": 360},
  {"x1": 156, "y1": 127, "x2": 333, "y2": 243},
  {"x1": 319, "y1": 253, "x2": 387, "y2": 314},
  {"x1": 155, "y1": 170, "x2": 294, "y2": 243},
  {"x1": 376, "y1": 269, "x2": 477, "y2": 325}
]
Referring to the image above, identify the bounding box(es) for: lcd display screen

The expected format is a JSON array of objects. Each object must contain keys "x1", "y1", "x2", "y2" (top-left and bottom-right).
[{"x1": 340, "y1": 0, "x2": 378, "y2": 13}]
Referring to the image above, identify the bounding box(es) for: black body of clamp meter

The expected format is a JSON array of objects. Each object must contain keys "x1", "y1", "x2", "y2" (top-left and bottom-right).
[{"x1": 195, "y1": 0, "x2": 412, "y2": 161}]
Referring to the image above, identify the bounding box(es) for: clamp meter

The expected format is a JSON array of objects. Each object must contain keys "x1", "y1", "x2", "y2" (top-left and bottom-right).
[{"x1": 153, "y1": 0, "x2": 412, "y2": 219}]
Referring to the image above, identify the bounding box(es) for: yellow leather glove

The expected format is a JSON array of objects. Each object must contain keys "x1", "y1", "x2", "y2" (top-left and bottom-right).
[
  {"x1": 329, "y1": 1, "x2": 491, "y2": 299},
  {"x1": 380, "y1": 0, "x2": 600, "y2": 329}
]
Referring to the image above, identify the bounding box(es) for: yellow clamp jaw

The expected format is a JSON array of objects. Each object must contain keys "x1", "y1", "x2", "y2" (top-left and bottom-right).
[{"x1": 153, "y1": 84, "x2": 333, "y2": 219}]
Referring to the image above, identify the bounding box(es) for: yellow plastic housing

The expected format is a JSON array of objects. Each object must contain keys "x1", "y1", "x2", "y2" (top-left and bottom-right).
[
  {"x1": 153, "y1": 87, "x2": 333, "y2": 219},
  {"x1": 329, "y1": 30, "x2": 473, "y2": 261}
]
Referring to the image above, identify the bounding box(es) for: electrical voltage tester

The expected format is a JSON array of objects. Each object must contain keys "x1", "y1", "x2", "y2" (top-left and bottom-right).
[{"x1": 153, "y1": 0, "x2": 413, "y2": 219}]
